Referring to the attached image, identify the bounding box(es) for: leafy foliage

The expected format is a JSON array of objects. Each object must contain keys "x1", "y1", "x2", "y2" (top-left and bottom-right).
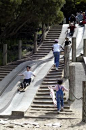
[{"x1": 0, "y1": 0, "x2": 65, "y2": 39}]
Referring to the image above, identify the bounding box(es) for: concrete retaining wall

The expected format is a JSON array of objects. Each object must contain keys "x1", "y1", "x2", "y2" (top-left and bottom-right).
[{"x1": 69, "y1": 62, "x2": 86, "y2": 104}]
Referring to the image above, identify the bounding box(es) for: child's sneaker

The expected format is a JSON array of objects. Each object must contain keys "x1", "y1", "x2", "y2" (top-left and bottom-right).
[
  {"x1": 57, "y1": 110, "x2": 60, "y2": 114},
  {"x1": 53, "y1": 64, "x2": 56, "y2": 67},
  {"x1": 61, "y1": 107, "x2": 64, "y2": 111},
  {"x1": 56, "y1": 67, "x2": 58, "y2": 70}
]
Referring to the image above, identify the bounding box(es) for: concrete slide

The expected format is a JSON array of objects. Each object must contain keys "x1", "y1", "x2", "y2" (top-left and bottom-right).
[{"x1": 0, "y1": 51, "x2": 54, "y2": 116}]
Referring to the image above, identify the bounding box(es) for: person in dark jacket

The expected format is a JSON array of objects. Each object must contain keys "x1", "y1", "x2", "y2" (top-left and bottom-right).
[
  {"x1": 65, "y1": 38, "x2": 71, "y2": 46},
  {"x1": 68, "y1": 23, "x2": 76, "y2": 36},
  {"x1": 69, "y1": 14, "x2": 76, "y2": 25}
]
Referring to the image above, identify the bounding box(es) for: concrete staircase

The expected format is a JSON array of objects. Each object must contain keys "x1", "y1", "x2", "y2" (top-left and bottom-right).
[
  {"x1": 31, "y1": 27, "x2": 61, "y2": 59},
  {"x1": 0, "y1": 25, "x2": 62, "y2": 81},
  {"x1": 25, "y1": 60, "x2": 73, "y2": 119}
]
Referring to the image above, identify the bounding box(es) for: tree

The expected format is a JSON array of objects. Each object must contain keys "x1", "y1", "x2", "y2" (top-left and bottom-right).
[
  {"x1": 0, "y1": 0, "x2": 65, "y2": 39},
  {"x1": 0, "y1": 0, "x2": 21, "y2": 39}
]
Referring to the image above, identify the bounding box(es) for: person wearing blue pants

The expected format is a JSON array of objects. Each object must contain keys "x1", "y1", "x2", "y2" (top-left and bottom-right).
[
  {"x1": 53, "y1": 51, "x2": 60, "y2": 70},
  {"x1": 52, "y1": 39, "x2": 63, "y2": 70},
  {"x1": 56, "y1": 85, "x2": 64, "y2": 112},
  {"x1": 50, "y1": 80, "x2": 68, "y2": 113}
]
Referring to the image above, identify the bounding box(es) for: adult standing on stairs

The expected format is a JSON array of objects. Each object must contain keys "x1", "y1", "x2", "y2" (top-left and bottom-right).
[{"x1": 52, "y1": 39, "x2": 63, "y2": 70}]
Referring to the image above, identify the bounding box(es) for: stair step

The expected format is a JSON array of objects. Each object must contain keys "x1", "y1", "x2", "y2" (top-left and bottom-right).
[
  {"x1": 42, "y1": 44, "x2": 53, "y2": 46},
  {"x1": 43, "y1": 79, "x2": 59, "y2": 82},
  {"x1": 33, "y1": 100, "x2": 68, "y2": 104},
  {"x1": 34, "y1": 52, "x2": 48, "y2": 54},
  {"x1": 38, "y1": 89, "x2": 50, "y2": 92},
  {"x1": 40, "y1": 46, "x2": 52, "y2": 49},
  {"x1": 52, "y1": 64, "x2": 64, "y2": 67},
  {"x1": 32, "y1": 56, "x2": 44, "y2": 58},
  {"x1": 51, "y1": 67, "x2": 64, "y2": 71},
  {"x1": 33, "y1": 55, "x2": 46, "y2": 57},
  {"x1": 36, "y1": 91, "x2": 50, "y2": 94},
  {"x1": 51, "y1": 65, "x2": 64, "y2": 68},
  {"x1": 29, "y1": 108, "x2": 72, "y2": 112},
  {"x1": 48, "y1": 72, "x2": 62, "y2": 74},
  {"x1": 44, "y1": 40, "x2": 56, "y2": 42},
  {"x1": 0, "y1": 75, "x2": 7, "y2": 78},
  {"x1": 42, "y1": 80, "x2": 58, "y2": 83},
  {"x1": 50, "y1": 68, "x2": 63, "y2": 71},
  {"x1": 33, "y1": 54, "x2": 46, "y2": 57},
  {"x1": 49, "y1": 29, "x2": 61, "y2": 30},
  {"x1": 43, "y1": 41, "x2": 54, "y2": 43},
  {"x1": 0, "y1": 78, "x2": 3, "y2": 81},
  {"x1": 40, "y1": 86, "x2": 53, "y2": 89},
  {"x1": 49, "y1": 70, "x2": 63, "y2": 73},
  {"x1": 0, "y1": 72, "x2": 9, "y2": 74},
  {"x1": 47, "y1": 74, "x2": 62, "y2": 76},
  {"x1": 25, "y1": 115, "x2": 75, "y2": 119},
  {"x1": 36, "y1": 92, "x2": 65, "y2": 95},
  {"x1": 42, "y1": 82, "x2": 58, "y2": 85},
  {"x1": 28, "y1": 111, "x2": 73, "y2": 115},
  {"x1": 39, "y1": 85, "x2": 56, "y2": 88},
  {"x1": 50, "y1": 27, "x2": 61, "y2": 29},
  {"x1": 36, "y1": 91, "x2": 65, "y2": 96},
  {"x1": 46, "y1": 37, "x2": 59, "y2": 39},
  {"x1": 47, "y1": 33, "x2": 60, "y2": 35},
  {"x1": 46, "y1": 35, "x2": 60, "y2": 37},
  {"x1": 1, "y1": 65, "x2": 17, "y2": 68},
  {"x1": 37, "y1": 50, "x2": 50, "y2": 53},
  {"x1": 34, "y1": 96, "x2": 66, "y2": 100},
  {"x1": 36, "y1": 93, "x2": 50, "y2": 96},
  {"x1": 47, "y1": 34, "x2": 60, "y2": 36},
  {"x1": 37, "y1": 49, "x2": 50, "y2": 51},
  {"x1": 0, "y1": 68, "x2": 13, "y2": 71},
  {"x1": 0, "y1": 73, "x2": 7, "y2": 76},
  {"x1": 45, "y1": 75, "x2": 62, "y2": 78},
  {"x1": 34, "y1": 52, "x2": 47, "y2": 55},
  {"x1": 38, "y1": 48, "x2": 51, "y2": 50},
  {"x1": 9, "y1": 60, "x2": 23, "y2": 65},
  {"x1": 45, "y1": 38, "x2": 59, "y2": 40},
  {"x1": 49, "y1": 30, "x2": 61, "y2": 32},
  {"x1": 38, "y1": 49, "x2": 51, "y2": 51},
  {"x1": 31, "y1": 104, "x2": 70, "y2": 109}
]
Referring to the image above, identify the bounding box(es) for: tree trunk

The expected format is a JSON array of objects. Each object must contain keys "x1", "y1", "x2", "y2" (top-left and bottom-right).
[
  {"x1": 34, "y1": 32, "x2": 37, "y2": 53},
  {"x1": 3, "y1": 44, "x2": 7, "y2": 65},
  {"x1": 42, "y1": 23, "x2": 46, "y2": 41},
  {"x1": 18, "y1": 40, "x2": 22, "y2": 60},
  {"x1": 64, "y1": 46, "x2": 70, "y2": 78},
  {"x1": 83, "y1": 39, "x2": 86, "y2": 57},
  {"x1": 72, "y1": 37, "x2": 76, "y2": 62}
]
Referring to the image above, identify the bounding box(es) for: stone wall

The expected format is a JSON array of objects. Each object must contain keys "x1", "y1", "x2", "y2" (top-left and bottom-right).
[{"x1": 69, "y1": 62, "x2": 86, "y2": 104}]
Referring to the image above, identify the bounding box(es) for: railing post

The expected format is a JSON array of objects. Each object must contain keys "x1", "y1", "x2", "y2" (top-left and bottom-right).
[
  {"x1": 64, "y1": 46, "x2": 70, "y2": 78},
  {"x1": 3, "y1": 44, "x2": 7, "y2": 65},
  {"x1": 72, "y1": 37, "x2": 76, "y2": 62},
  {"x1": 69, "y1": 63, "x2": 75, "y2": 101},
  {"x1": 42, "y1": 24, "x2": 46, "y2": 41},
  {"x1": 83, "y1": 39, "x2": 86, "y2": 57},
  {"x1": 34, "y1": 32, "x2": 37, "y2": 53},
  {"x1": 18, "y1": 40, "x2": 22, "y2": 60},
  {"x1": 82, "y1": 81, "x2": 86, "y2": 122}
]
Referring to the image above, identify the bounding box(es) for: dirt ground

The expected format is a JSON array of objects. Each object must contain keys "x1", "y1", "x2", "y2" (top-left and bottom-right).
[{"x1": 0, "y1": 109, "x2": 86, "y2": 130}]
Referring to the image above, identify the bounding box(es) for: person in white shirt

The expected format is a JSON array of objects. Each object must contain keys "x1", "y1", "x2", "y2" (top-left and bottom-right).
[
  {"x1": 52, "y1": 39, "x2": 63, "y2": 70},
  {"x1": 18, "y1": 66, "x2": 35, "y2": 89}
]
